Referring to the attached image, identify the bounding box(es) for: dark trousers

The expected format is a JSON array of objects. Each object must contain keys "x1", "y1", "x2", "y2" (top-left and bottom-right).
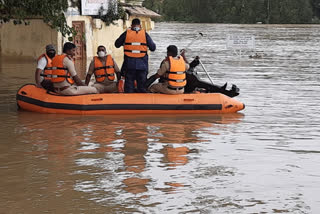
[{"x1": 124, "y1": 69, "x2": 147, "y2": 93}]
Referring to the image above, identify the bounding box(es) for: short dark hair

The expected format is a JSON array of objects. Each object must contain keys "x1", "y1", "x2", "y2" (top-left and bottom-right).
[
  {"x1": 97, "y1": 45, "x2": 106, "y2": 51},
  {"x1": 167, "y1": 45, "x2": 178, "y2": 57},
  {"x1": 132, "y1": 18, "x2": 141, "y2": 26},
  {"x1": 63, "y1": 42, "x2": 76, "y2": 53}
]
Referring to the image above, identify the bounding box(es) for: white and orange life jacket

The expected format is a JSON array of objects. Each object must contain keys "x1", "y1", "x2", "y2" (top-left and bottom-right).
[
  {"x1": 124, "y1": 29, "x2": 148, "y2": 58},
  {"x1": 51, "y1": 55, "x2": 74, "y2": 85},
  {"x1": 37, "y1": 53, "x2": 53, "y2": 81},
  {"x1": 166, "y1": 56, "x2": 187, "y2": 89},
  {"x1": 93, "y1": 55, "x2": 115, "y2": 83}
]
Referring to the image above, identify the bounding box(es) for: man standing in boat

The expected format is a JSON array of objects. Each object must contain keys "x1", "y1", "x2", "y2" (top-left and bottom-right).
[
  {"x1": 147, "y1": 45, "x2": 189, "y2": 94},
  {"x1": 35, "y1": 44, "x2": 56, "y2": 91},
  {"x1": 115, "y1": 18, "x2": 156, "y2": 93},
  {"x1": 50, "y1": 42, "x2": 98, "y2": 95},
  {"x1": 85, "y1": 45, "x2": 121, "y2": 93}
]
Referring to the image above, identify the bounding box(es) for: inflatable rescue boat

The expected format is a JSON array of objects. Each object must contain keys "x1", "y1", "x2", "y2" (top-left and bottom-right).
[{"x1": 16, "y1": 84, "x2": 245, "y2": 115}]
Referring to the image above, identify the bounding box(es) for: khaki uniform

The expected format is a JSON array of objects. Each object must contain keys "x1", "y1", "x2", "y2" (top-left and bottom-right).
[
  {"x1": 149, "y1": 57, "x2": 189, "y2": 94},
  {"x1": 87, "y1": 57, "x2": 120, "y2": 93},
  {"x1": 53, "y1": 57, "x2": 98, "y2": 95}
]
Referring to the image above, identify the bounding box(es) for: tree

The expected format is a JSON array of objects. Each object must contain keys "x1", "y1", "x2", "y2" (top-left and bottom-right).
[
  {"x1": 142, "y1": 0, "x2": 163, "y2": 14},
  {"x1": 143, "y1": 0, "x2": 317, "y2": 24},
  {"x1": 0, "y1": 0, "x2": 75, "y2": 36}
]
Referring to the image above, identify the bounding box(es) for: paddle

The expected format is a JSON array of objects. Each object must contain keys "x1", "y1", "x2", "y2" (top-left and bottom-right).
[
  {"x1": 182, "y1": 33, "x2": 215, "y2": 85},
  {"x1": 198, "y1": 59, "x2": 214, "y2": 85},
  {"x1": 184, "y1": 32, "x2": 203, "y2": 52}
]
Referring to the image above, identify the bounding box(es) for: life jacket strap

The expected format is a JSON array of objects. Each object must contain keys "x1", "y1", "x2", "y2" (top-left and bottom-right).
[
  {"x1": 94, "y1": 66, "x2": 114, "y2": 71},
  {"x1": 44, "y1": 74, "x2": 71, "y2": 78},
  {"x1": 167, "y1": 78, "x2": 186, "y2": 83},
  {"x1": 50, "y1": 67, "x2": 68, "y2": 70},
  {"x1": 125, "y1": 42, "x2": 147, "y2": 46},
  {"x1": 124, "y1": 50, "x2": 148, "y2": 54},
  {"x1": 166, "y1": 71, "x2": 185, "y2": 75},
  {"x1": 96, "y1": 74, "x2": 115, "y2": 78},
  {"x1": 168, "y1": 86, "x2": 184, "y2": 90},
  {"x1": 43, "y1": 67, "x2": 55, "y2": 70}
]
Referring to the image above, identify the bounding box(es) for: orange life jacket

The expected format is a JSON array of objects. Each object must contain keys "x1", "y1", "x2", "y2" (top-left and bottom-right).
[
  {"x1": 51, "y1": 55, "x2": 74, "y2": 85},
  {"x1": 166, "y1": 56, "x2": 187, "y2": 89},
  {"x1": 93, "y1": 55, "x2": 115, "y2": 82},
  {"x1": 37, "y1": 53, "x2": 53, "y2": 81},
  {"x1": 124, "y1": 29, "x2": 148, "y2": 58}
]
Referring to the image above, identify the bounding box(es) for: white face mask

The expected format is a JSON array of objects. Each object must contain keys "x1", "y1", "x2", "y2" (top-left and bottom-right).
[
  {"x1": 133, "y1": 26, "x2": 141, "y2": 31},
  {"x1": 98, "y1": 51, "x2": 106, "y2": 58}
]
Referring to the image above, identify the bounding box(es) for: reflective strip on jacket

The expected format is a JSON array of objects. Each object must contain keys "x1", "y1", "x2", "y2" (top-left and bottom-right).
[
  {"x1": 166, "y1": 56, "x2": 187, "y2": 88},
  {"x1": 51, "y1": 55, "x2": 74, "y2": 85},
  {"x1": 124, "y1": 29, "x2": 148, "y2": 58},
  {"x1": 93, "y1": 55, "x2": 115, "y2": 82},
  {"x1": 37, "y1": 53, "x2": 53, "y2": 81}
]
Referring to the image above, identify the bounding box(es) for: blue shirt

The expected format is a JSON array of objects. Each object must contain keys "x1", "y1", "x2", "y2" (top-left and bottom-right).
[{"x1": 115, "y1": 30, "x2": 156, "y2": 72}]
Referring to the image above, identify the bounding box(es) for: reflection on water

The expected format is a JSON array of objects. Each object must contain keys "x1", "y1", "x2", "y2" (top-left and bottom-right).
[
  {"x1": 1, "y1": 112, "x2": 243, "y2": 213},
  {"x1": 1, "y1": 23, "x2": 320, "y2": 213}
]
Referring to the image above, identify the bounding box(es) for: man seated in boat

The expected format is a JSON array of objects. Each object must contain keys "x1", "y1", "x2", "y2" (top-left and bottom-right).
[
  {"x1": 35, "y1": 44, "x2": 56, "y2": 91},
  {"x1": 146, "y1": 51, "x2": 240, "y2": 97},
  {"x1": 147, "y1": 45, "x2": 189, "y2": 94},
  {"x1": 51, "y1": 42, "x2": 98, "y2": 95},
  {"x1": 85, "y1": 45, "x2": 121, "y2": 93}
]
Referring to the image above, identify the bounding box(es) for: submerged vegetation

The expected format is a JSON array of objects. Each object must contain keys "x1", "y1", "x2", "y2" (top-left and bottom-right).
[{"x1": 143, "y1": 0, "x2": 320, "y2": 24}]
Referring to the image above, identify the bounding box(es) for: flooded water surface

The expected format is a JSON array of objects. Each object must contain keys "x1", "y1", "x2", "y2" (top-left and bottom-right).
[{"x1": 1, "y1": 23, "x2": 320, "y2": 213}]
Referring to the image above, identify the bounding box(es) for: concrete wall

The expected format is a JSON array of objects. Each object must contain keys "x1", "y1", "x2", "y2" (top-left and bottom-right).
[
  {"x1": 0, "y1": 19, "x2": 59, "y2": 59},
  {"x1": 65, "y1": 16, "x2": 126, "y2": 70},
  {"x1": 0, "y1": 15, "x2": 155, "y2": 70}
]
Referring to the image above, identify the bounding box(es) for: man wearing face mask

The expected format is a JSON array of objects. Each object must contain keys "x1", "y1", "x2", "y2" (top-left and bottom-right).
[
  {"x1": 115, "y1": 18, "x2": 156, "y2": 93},
  {"x1": 35, "y1": 44, "x2": 56, "y2": 91},
  {"x1": 51, "y1": 42, "x2": 98, "y2": 95},
  {"x1": 85, "y1": 45, "x2": 121, "y2": 93}
]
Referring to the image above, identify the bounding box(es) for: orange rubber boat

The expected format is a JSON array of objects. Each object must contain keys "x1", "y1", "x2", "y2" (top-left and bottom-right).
[{"x1": 16, "y1": 84, "x2": 245, "y2": 115}]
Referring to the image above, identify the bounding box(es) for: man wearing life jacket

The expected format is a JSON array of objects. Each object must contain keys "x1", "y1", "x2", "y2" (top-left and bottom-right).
[
  {"x1": 148, "y1": 45, "x2": 189, "y2": 94},
  {"x1": 85, "y1": 45, "x2": 121, "y2": 93},
  {"x1": 51, "y1": 42, "x2": 98, "y2": 95},
  {"x1": 35, "y1": 44, "x2": 56, "y2": 91},
  {"x1": 115, "y1": 18, "x2": 156, "y2": 93}
]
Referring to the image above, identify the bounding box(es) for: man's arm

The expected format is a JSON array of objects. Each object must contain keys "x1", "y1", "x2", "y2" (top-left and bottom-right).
[
  {"x1": 189, "y1": 56, "x2": 200, "y2": 69},
  {"x1": 85, "y1": 74, "x2": 92, "y2": 86},
  {"x1": 113, "y1": 59, "x2": 122, "y2": 81},
  {"x1": 64, "y1": 57, "x2": 85, "y2": 86},
  {"x1": 145, "y1": 73, "x2": 159, "y2": 88},
  {"x1": 115, "y1": 32, "x2": 126, "y2": 48},
  {"x1": 145, "y1": 62, "x2": 166, "y2": 88},
  {"x1": 157, "y1": 61, "x2": 167, "y2": 77},
  {"x1": 180, "y1": 49, "x2": 189, "y2": 64},
  {"x1": 35, "y1": 57, "x2": 47, "y2": 87},
  {"x1": 35, "y1": 69, "x2": 42, "y2": 87},
  {"x1": 73, "y1": 75, "x2": 85, "y2": 86},
  {"x1": 85, "y1": 60, "x2": 94, "y2": 85},
  {"x1": 146, "y1": 33, "x2": 156, "y2": 52},
  {"x1": 113, "y1": 59, "x2": 120, "y2": 73}
]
